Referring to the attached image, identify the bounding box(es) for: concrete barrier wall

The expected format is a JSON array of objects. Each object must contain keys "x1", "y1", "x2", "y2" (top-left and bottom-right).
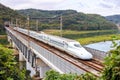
[
  {"x1": 31, "y1": 41, "x2": 86, "y2": 74},
  {"x1": 84, "y1": 47, "x2": 107, "y2": 61}
]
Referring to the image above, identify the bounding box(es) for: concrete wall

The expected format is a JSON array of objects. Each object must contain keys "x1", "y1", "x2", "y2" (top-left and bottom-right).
[{"x1": 84, "y1": 47, "x2": 107, "y2": 61}]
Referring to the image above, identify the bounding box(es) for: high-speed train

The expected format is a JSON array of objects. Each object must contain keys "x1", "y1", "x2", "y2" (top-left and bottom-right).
[{"x1": 14, "y1": 27, "x2": 93, "y2": 60}]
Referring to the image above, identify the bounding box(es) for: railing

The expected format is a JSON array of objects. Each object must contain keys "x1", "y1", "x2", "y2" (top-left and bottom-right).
[
  {"x1": 6, "y1": 29, "x2": 36, "y2": 68},
  {"x1": 30, "y1": 41, "x2": 85, "y2": 74}
]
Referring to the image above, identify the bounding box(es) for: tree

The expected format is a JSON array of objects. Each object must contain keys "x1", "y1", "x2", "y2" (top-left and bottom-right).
[
  {"x1": 102, "y1": 45, "x2": 120, "y2": 80},
  {"x1": 44, "y1": 70, "x2": 60, "y2": 80},
  {"x1": 44, "y1": 70, "x2": 98, "y2": 80},
  {"x1": 0, "y1": 45, "x2": 26, "y2": 80}
]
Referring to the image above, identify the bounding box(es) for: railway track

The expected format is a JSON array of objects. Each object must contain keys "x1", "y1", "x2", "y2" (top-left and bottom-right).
[
  {"x1": 9, "y1": 27, "x2": 104, "y2": 77},
  {"x1": 78, "y1": 59, "x2": 104, "y2": 72}
]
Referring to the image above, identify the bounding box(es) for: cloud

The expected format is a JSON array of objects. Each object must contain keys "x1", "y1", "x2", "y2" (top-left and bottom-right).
[
  {"x1": 30, "y1": 0, "x2": 64, "y2": 3},
  {"x1": 102, "y1": 0, "x2": 120, "y2": 8},
  {"x1": 78, "y1": 2, "x2": 88, "y2": 8},
  {"x1": 0, "y1": 0, "x2": 65, "y2": 9},
  {"x1": 0, "y1": 0, "x2": 29, "y2": 6},
  {"x1": 99, "y1": 3, "x2": 113, "y2": 8}
]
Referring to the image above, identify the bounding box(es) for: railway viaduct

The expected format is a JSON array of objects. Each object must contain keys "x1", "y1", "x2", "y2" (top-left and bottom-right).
[{"x1": 5, "y1": 26, "x2": 106, "y2": 79}]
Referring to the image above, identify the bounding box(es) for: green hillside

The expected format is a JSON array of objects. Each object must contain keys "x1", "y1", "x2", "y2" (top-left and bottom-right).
[
  {"x1": 106, "y1": 15, "x2": 120, "y2": 24},
  {"x1": 0, "y1": 3, "x2": 25, "y2": 34},
  {"x1": 17, "y1": 9, "x2": 77, "y2": 17},
  {"x1": 17, "y1": 9, "x2": 117, "y2": 31}
]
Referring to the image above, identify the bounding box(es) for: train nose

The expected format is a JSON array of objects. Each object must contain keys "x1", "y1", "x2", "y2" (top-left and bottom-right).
[
  {"x1": 80, "y1": 53, "x2": 93, "y2": 60},
  {"x1": 88, "y1": 54, "x2": 93, "y2": 59}
]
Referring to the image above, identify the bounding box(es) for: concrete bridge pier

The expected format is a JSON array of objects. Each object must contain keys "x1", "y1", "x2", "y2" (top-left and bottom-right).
[
  {"x1": 7, "y1": 35, "x2": 11, "y2": 43},
  {"x1": 19, "y1": 50, "x2": 26, "y2": 61},
  {"x1": 7, "y1": 35, "x2": 12, "y2": 46},
  {"x1": 26, "y1": 61, "x2": 36, "y2": 77},
  {"x1": 7, "y1": 35, "x2": 16, "y2": 48},
  {"x1": 36, "y1": 58, "x2": 51, "y2": 78}
]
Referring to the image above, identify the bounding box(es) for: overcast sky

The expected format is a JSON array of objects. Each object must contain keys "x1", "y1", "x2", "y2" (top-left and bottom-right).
[{"x1": 0, "y1": 0, "x2": 120, "y2": 16}]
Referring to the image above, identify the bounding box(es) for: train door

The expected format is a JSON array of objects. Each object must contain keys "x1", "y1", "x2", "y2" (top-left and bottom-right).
[{"x1": 64, "y1": 41, "x2": 68, "y2": 49}]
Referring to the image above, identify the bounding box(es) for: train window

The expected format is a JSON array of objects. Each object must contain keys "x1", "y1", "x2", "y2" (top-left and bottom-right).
[
  {"x1": 64, "y1": 42, "x2": 68, "y2": 48},
  {"x1": 74, "y1": 44, "x2": 81, "y2": 48}
]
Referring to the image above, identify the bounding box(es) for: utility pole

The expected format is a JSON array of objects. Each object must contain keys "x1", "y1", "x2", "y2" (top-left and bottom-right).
[
  {"x1": 27, "y1": 15, "x2": 30, "y2": 48},
  {"x1": 16, "y1": 18, "x2": 18, "y2": 30},
  {"x1": 10, "y1": 18, "x2": 13, "y2": 27},
  {"x1": 27, "y1": 15, "x2": 30, "y2": 36},
  {"x1": 60, "y1": 14, "x2": 63, "y2": 37},
  {"x1": 19, "y1": 20, "x2": 21, "y2": 28}
]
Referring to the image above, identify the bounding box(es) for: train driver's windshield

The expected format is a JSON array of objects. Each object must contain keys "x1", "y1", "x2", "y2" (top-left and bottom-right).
[{"x1": 74, "y1": 44, "x2": 82, "y2": 48}]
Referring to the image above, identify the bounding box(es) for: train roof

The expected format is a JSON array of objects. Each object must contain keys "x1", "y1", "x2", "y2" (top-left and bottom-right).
[{"x1": 15, "y1": 27, "x2": 78, "y2": 43}]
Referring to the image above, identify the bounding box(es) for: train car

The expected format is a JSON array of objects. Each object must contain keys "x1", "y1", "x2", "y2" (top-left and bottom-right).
[
  {"x1": 14, "y1": 27, "x2": 93, "y2": 60},
  {"x1": 45, "y1": 34, "x2": 93, "y2": 59}
]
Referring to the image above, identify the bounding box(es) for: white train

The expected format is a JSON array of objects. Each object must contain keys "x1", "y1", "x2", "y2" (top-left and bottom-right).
[{"x1": 14, "y1": 27, "x2": 93, "y2": 60}]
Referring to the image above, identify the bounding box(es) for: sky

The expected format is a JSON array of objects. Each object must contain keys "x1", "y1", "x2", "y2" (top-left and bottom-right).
[{"x1": 0, "y1": 0, "x2": 120, "y2": 16}]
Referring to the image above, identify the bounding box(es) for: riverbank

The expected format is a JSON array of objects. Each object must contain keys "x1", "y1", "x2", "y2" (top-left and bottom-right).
[
  {"x1": 0, "y1": 35, "x2": 9, "y2": 45},
  {"x1": 0, "y1": 35, "x2": 6, "y2": 38}
]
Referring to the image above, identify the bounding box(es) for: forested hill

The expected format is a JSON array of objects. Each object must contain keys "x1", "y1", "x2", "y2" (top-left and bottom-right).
[
  {"x1": 17, "y1": 9, "x2": 117, "y2": 30},
  {"x1": 106, "y1": 15, "x2": 120, "y2": 24},
  {"x1": 17, "y1": 9, "x2": 77, "y2": 17},
  {"x1": 0, "y1": 3, "x2": 25, "y2": 34}
]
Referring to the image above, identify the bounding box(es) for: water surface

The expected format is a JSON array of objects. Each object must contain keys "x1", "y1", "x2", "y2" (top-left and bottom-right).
[{"x1": 85, "y1": 40, "x2": 120, "y2": 52}]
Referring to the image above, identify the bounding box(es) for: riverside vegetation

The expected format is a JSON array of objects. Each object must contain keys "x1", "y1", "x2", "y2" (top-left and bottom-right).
[
  {"x1": 0, "y1": 36, "x2": 31, "y2": 80},
  {"x1": 0, "y1": 45, "x2": 26, "y2": 80}
]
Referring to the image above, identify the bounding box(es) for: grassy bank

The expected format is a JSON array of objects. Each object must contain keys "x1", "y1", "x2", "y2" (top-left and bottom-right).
[
  {"x1": 0, "y1": 35, "x2": 6, "y2": 38},
  {"x1": 0, "y1": 35, "x2": 9, "y2": 45},
  {"x1": 77, "y1": 34, "x2": 120, "y2": 45},
  {"x1": 44, "y1": 29, "x2": 119, "y2": 45}
]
